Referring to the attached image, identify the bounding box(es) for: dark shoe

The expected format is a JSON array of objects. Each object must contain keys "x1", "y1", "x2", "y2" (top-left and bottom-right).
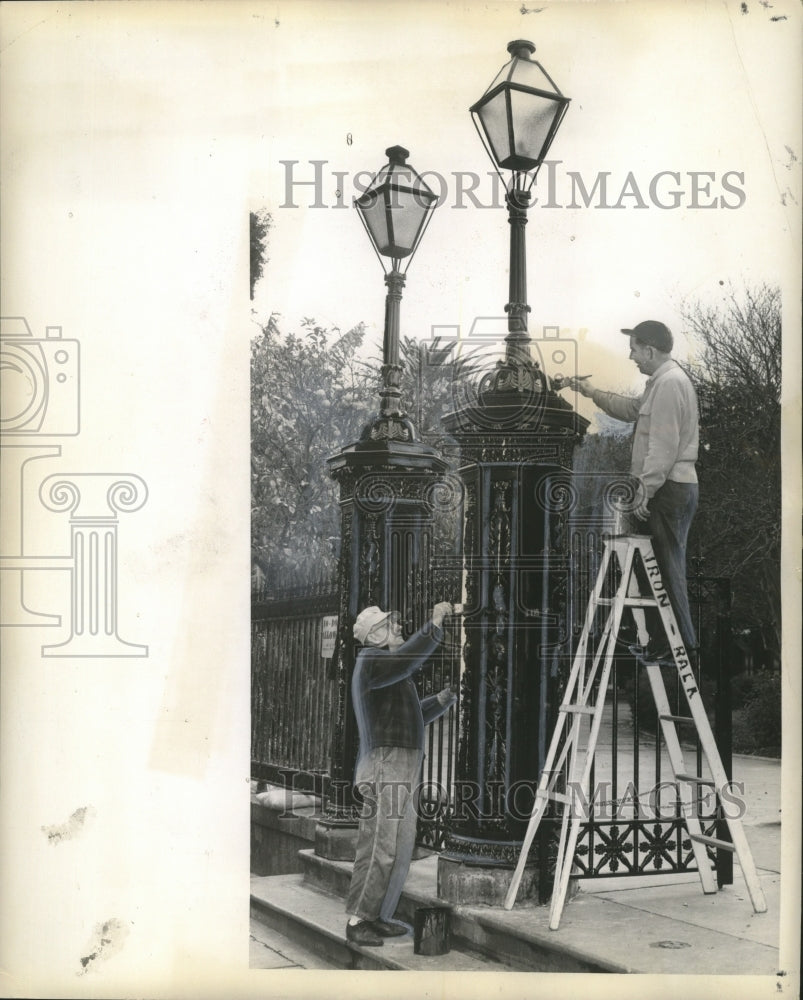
[
  {"x1": 370, "y1": 919, "x2": 410, "y2": 938},
  {"x1": 628, "y1": 642, "x2": 673, "y2": 665},
  {"x1": 346, "y1": 921, "x2": 384, "y2": 947},
  {"x1": 645, "y1": 642, "x2": 673, "y2": 664}
]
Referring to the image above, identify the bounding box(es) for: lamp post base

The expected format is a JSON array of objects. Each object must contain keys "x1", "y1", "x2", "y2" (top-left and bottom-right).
[{"x1": 437, "y1": 854, "x2": 540, "y2": 907}]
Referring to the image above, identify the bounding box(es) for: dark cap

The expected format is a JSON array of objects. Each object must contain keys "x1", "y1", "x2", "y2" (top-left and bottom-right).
[{"x1": 621, "y1": 320, "x2": 673, "y2": 353}]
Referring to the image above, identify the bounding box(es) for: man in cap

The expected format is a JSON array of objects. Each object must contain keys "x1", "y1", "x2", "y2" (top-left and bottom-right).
[
  {"x1": 569, "y1": 320, "x2": 700, "y2": 661},
  {"x1": 345, "y1": 601, "x2": 456, "y2": 947}
]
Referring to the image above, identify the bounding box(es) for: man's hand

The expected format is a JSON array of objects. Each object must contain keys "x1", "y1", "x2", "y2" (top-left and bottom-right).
[
  {"x1": 436, "y1": 685, "x2": 457, "y2": 708},
  {"x1": 431, "y1": 602, "x2": 454, "y2": 629},
  {"x1": 566, "y1": 376, "x2": 596, "y2": 398},
  {"x1": 633, "y1": 481, "x2": 651, "y2": 521}
]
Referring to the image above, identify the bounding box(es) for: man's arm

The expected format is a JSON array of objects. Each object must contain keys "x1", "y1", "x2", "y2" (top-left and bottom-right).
[
  {"x1": 421, "y1": 687, "x2": 457, "y2": 725},
  {"x1": 590, "y1": 388, "x2": 641, "y2": 423},
  {"x1": 361, "y1": 603, "x2": 454, "y2": 690},
  {"x1": 569, "y1": 377, "x2": 641, "y2": 423}
]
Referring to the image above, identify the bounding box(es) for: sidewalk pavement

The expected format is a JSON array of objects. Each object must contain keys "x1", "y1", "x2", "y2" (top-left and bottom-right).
[
  {"x1": 250, "y1": 917, "x2": 338, "y2": 970},
  {"x1": 251, "y1": 751, "x2": 787, "y2": 976}
]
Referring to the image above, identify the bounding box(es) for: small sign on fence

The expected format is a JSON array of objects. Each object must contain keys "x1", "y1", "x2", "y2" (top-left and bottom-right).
[{"x1": 320, "y1": 615, "x2": 338, "y2": 659}]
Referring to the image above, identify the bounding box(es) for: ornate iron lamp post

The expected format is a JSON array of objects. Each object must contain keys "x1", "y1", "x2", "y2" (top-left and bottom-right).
[
  {"x1": 470, "y1": 39, "x2": 570, "y2": 383},
  {"x1": 438, "y1": 41, "x2": 588, "y2": 904},
  {"x1": 354, "y1": 144, "x2": 438, "y2": 443},
  {"x1": 317, "y1": 147, "x2": 449, "y2": 859}
]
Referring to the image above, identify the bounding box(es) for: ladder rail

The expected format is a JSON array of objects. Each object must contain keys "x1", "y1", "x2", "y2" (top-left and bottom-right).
[
  {"x1": 637, "y1": 537, "x2": 767, "y2": 915},
  {"x1": 502, "y1": 666, "x2": 594, "y2": 907},
  {"x1": 503, "y1": 540, "x2": 628, "y2": 910},
  {"x1": 549, "y1": 637, "x2": 616, "y2": 926},
  {"x1": 548, "y1": 544, "x2": 637, "y2": 927},
  {"x1": 502, "y1": 657, "x2": 586, "y2": 908},
  {"x1": 643, "y1": 662, "x2": 718, "y2": 893}
]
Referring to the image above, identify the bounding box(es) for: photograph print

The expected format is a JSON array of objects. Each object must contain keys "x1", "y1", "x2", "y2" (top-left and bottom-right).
[{"x1": 248, "y1": 0, "x2": 800, "y2": 990}]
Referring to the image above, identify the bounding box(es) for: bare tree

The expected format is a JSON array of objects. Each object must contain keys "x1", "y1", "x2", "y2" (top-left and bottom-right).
[{"x1": 683, "y1": 284, "x2": 781, "y2": 657}]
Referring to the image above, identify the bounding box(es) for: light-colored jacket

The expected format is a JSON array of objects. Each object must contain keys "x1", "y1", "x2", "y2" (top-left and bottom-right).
[{"x1": 591, "y1": 360, "x2": 699, "y2": 498}]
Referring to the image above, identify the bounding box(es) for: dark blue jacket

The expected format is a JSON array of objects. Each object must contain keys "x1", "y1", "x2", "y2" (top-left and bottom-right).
[{"x1": 352, "y1": 623, "x2": 448, "y2": 758}]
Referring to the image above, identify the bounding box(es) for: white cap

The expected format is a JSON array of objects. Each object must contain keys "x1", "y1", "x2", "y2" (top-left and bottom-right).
[{"x1": 353, "y1": 606, "x2": 391, "y2": 644}]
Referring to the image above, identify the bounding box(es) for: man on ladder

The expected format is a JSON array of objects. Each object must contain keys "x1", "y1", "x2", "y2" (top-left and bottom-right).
[{"x1": 569, "y1": 319, "x2": 700, "y2": 663}]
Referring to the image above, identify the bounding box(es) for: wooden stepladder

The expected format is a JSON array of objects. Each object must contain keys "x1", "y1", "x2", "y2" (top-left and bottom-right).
[{"x1": 504, "y1": 533, "x2": 767, "y2": 930}]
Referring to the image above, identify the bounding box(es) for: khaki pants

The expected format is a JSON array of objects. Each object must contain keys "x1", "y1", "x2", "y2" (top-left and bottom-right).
[{"x1": 345, "y1": 745, "x2": 423, "y2": 922}]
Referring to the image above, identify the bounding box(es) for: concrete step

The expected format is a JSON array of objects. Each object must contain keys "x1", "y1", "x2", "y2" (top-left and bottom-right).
[
  {"x1": 249, "y1": 915, "x2": 339, "y2": 970},
  {"x1": 297, "y1": 848, "x2": 782, "y2": 974},
  {"x1": 302, "y1": 848, "x2": 458, "y2": 931},
  {"x1": 301, "y1": 847, "x2": 362, "y2": 898},
  {"x1": 250, "y1": 873, "x2": 512, "y2": 972},
  {"x1": 253, "y1": 852, "x2": 780, "y2": 974},
  {"x1": 294, "y1": 849, "x2": 623, "y2": 973}
]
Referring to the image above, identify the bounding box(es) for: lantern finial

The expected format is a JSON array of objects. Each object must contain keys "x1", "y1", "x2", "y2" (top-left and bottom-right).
[
  {"x1": 385, "y1": 145, "x2": 410, "y2": 164},
  {"x1": 507, "y1": 39, "x2": 535, "y2": 58}
]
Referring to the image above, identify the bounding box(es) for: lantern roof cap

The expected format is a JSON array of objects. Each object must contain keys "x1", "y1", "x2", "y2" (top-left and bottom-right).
[
  {"x1": 507, "y1": 39, "x2": 535, "y2": 57},
  {"x1": 385, "y1": 145, "x2": 409, "y2": 164}
]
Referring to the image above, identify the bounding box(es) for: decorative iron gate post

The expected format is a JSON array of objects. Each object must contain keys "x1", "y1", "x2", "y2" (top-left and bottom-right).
[{"x1": 437, "y1": 362, "x2": 588, "y2": 904}]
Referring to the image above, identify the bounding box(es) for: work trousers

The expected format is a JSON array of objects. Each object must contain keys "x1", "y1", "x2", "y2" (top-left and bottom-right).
[
  {"x1": 646, "y1": 479, "x2": 699, "y2": 651},
  {"x1": 345, "y1": 745, "x2": 423, "y2": 922}
]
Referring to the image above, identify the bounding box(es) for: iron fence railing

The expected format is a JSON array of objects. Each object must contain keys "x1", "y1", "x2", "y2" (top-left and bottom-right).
[
  {"x1": 251, "y1": 577, "x2": 338, "y2": 794},
  {"x1": 250, "y1": 575, "x2": 461, "y2": 850}
]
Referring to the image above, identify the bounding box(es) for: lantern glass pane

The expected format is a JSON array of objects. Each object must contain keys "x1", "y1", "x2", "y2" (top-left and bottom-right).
[
  {"x1": 486, "y1": 58, "x2": 514, "y2": 91},
  {"x1": 476, "y1": 90, "x2": 513, "y2": 168},
  {"x1": 357, "y1": 190, "x2": 391, "y2": 254},
  {"x1": 509, "y1": 57, "x2": 560, "y2": 95},
  {"x1": 357, "y1": 159, "x2": 436, "y2": 259},
  {"x1": 509, "y1": 89, "x2": 562, "y2": 162},
  {"x1": 387, "y1": 190, "x2": 427, "y2": 256},
  {"x1": 389, "y1": 168, "x2": 437, "y2": 206}
]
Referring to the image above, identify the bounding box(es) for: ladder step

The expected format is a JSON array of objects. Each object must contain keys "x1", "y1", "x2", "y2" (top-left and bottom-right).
[
  {"x1": 659, "y1": 713, "x2": 695, "y2": 724},
  {"x1": 689, "y1": 833, "x2": 735, "y2": 852},
  {"x1": 559, "y1": 704, "x2": 596, "y2": 715},
  {"x1": 536, "y1": 789, "x2": 572, "y2": 805},
  {"x1": 675, "y1": 773, "x2": 716, "y2": 786},
  {"x1": 596, "y1": 597, "x2": 659, "y2": 607}
]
